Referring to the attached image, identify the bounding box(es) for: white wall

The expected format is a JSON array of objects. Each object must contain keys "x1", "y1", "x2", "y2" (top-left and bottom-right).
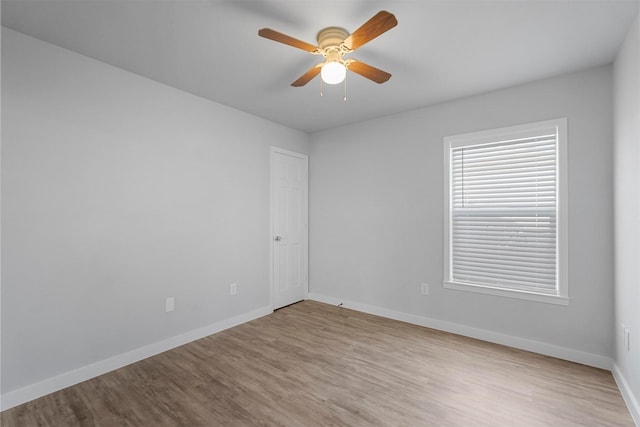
[
  {"x1": 613, "y1": 15, "x2": 640, "y2": 423},
  {"x1": 309, "y1": 65, "x2": 614, "y2": 363},
  {"x1": 2, "y1": 18, "x2": 634, "y2": 414},
  {"x1": 1, "y1": 28, "x2": 309, "y2": 398}
]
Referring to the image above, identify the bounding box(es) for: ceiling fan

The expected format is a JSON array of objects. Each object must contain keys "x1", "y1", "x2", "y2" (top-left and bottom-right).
[{"x1": 258, "y1": 11, "x2": 397, "y2": 87}]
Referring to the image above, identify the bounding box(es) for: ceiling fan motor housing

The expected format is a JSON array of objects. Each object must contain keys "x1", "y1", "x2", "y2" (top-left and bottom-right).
[{"x1": 317, "y1": 27, "x2": 350, "y2": 50}]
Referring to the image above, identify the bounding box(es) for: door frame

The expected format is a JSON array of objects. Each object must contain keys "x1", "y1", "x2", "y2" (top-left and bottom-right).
[{"x1": 270, "y1": 146, "x2": 309, "y2": 310}]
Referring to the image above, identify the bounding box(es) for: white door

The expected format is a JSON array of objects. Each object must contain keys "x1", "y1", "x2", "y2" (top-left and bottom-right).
[{"x1": 271, "y1": 147, "x2": 308, "y2": 309}]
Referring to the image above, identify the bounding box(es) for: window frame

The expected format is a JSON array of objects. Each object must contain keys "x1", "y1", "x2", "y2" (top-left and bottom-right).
[{"x1": 443, "y1": 118, "x2": 569, "y2": 305}]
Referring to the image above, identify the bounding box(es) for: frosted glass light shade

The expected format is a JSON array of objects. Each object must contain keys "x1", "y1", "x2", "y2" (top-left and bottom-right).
[{"x1": 321, "y1": 62, "x2": 346, "y2": 85}]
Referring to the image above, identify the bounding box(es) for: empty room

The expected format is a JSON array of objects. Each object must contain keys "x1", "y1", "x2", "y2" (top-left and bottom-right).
[{"x1": 1, "y1": 0, "x2": 639, "y2": 425}]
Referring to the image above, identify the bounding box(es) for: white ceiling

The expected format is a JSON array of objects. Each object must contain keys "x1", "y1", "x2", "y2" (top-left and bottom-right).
[{"x1": 2, "y1": 0, "x2": 638, "y2": 133}]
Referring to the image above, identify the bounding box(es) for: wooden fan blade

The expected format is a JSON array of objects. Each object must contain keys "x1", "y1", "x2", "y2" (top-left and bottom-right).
[
  {"x1": 343, "y1": 11, "x2": 397, "y2": 51},
  {"x1": 347, "y1": 60, "x2": 391, "y2": 84},
  {"x1": 291, "y1": 65, "x2": 322, "y2": 87},
  {"x1": 258, "y1": 28, "x2": 318, "y2": 52}
]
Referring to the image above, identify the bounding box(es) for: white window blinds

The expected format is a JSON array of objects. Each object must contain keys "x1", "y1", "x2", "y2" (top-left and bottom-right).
[{"x1": 445, "y1": 119, "x2": 567, "y2": 303}]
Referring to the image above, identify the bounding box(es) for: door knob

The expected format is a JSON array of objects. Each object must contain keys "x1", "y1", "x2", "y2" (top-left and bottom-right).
[{"x1": 274, "y1": 235, "x2": 282, "y2": 241}]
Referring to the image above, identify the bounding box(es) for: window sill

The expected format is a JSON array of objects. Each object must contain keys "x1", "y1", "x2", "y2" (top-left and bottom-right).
[{"x1": 443, "y1": 281, "x2": 569, "y2": 306}]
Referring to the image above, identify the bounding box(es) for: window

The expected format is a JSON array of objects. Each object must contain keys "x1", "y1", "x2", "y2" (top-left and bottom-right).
[{"x1": 443, "y1": 118, "x2": 568, "y2": 305}]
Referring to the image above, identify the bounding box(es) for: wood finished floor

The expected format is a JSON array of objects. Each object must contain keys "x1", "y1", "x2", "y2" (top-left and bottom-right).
[{"x1": 2, "y1": 300, "x2": 634, "y2": 426}]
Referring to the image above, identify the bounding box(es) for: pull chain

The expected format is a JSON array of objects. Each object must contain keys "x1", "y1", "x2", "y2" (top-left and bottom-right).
[
  {"x1": 318, "y1": 75, "x2": 348, "y2": 100},
  {"x1": 343, "y1": 72, "x2": 347, "y2": 101}
]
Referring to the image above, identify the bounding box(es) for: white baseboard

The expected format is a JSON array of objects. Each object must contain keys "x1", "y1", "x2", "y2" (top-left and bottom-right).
[
  {"x1": 307, "y1": 293, "x2": 612, "y2": 370},
  {"x1": 612, "y1": 363, "x2": 640, "y2": 426},
  {"x1": 3, "y1": 297, "x2": 624, "y2": 416},
  {"x1": 1, "y1": 306, "x2": 272, "y2": 412}
]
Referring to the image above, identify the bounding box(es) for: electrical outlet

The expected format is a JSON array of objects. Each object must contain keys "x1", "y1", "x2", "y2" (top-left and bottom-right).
[
  {"x1": 421, "y1": 283, "x2": 430, "y2": 295},
  {"x1": 230, "y1": 283, "x2": 237, "y2": 296},
  {"x1": 165, "y1": 297, "x2": 175, "y2": 313},
  {"x1": 624, "y1": 327, "x2": 630, "y2": 351}
]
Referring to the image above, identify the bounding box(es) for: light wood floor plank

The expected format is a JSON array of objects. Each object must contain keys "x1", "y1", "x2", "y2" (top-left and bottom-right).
[{"x1": 2, "y1": 301, "x2": 634, "y2": 426}]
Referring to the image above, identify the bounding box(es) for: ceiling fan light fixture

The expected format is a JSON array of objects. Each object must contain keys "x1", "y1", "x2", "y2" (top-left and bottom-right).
[{"x1": 321, "y1": 61, "x2": 346, "y2": 85}]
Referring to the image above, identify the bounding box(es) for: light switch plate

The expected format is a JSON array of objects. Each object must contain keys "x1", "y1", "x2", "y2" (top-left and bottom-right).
[{"x1": 165, "y1": 297, "x2": 175, "y2": 312}]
